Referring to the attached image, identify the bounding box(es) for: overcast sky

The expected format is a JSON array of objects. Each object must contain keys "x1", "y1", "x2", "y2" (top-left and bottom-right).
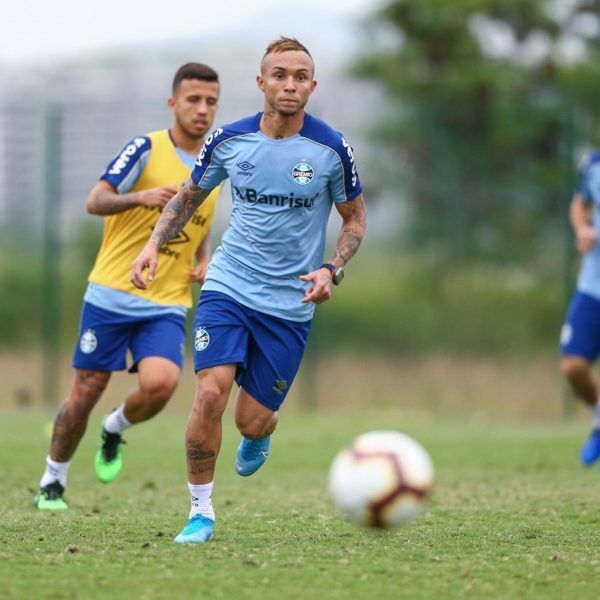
[{"x1": 2, "y1": 0, "x2": 378, "y2": 66}]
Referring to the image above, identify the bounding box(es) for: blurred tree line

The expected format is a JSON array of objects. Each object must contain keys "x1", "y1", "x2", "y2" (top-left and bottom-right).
[
  {"x1": 2, "y1": 0, "x2": 600, "y2": 357},
  {"x1": 358, "y1": 0, "x2": 600, "y2": 264}
]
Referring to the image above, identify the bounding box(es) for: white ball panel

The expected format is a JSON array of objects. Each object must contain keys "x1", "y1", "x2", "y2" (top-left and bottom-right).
[
  {"x1": 328, "y1": 430, "x2": 434, "y2": 528},
  {"x1": 328, "y1": 450, "x2": 400, "y2": 523}
]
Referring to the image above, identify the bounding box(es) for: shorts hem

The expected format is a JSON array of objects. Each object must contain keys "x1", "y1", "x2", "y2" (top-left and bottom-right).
[
  {"x1": 129, "y1": 352, "x2": 184, "y2": 373},
  {"x1": 559, "y1": 348, "x2": 598, "y2": 362},
  {"x1": 239, "y1": 381, "x2": 284, "y2": 412},
  {"x1": 72, "y1": 360, "x2": 125, "y2": 373},
  {"x1": 194, "y1": 356, "x2": 246, "y2": 374}
]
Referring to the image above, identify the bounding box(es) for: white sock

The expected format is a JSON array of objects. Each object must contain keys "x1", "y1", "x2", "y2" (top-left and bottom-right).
[
  {"x1": 104, "y1": 405, "x2": 132, "y2": 435},
  {"x1": 591, "y1": 400, "x2": 600, "y2": 429},
  {"x1": 40, "y1": 455, "x2": 71, "y2": 488},
  {"x1": 188, "y1": 482, "x2": 215, "y2": 520}
]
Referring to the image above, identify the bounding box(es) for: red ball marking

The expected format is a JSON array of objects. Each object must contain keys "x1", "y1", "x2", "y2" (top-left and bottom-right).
[{"x1": 349, "y1": 446, "x2": 428, "y2": 528}]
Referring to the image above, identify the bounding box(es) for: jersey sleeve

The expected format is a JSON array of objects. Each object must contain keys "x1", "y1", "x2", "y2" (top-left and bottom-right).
[
  {"x1": 329, "y1": 134, "x2": 362, "y2": 203},
  {"x1": 100, "y1": 136, "x2": 151, "y2": 193},
  {"x1": 191, "y1": 127, "x2": 229, "y2": 189}
]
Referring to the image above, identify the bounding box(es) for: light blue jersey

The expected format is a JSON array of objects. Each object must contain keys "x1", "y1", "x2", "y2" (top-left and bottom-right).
[
  {"x1": 577, "y1": 151, "x2": 600, "y2": 301},
  {"x1": 191, "y1": 112, "x2": 362, "y2": 321}
]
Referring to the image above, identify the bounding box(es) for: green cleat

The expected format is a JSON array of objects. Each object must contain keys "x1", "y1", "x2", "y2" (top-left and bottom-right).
[
  {"x1": 35, "y1": 481, "x2": 68, "y2": 510},
  {"x1": 95, "y1": 419, "x2": 126, "y2": 484}
]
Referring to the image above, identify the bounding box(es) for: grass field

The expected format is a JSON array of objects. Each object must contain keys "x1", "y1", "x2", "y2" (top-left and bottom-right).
[{"x1": 2, "y1": 408, "x2": 600, "y2": 599}]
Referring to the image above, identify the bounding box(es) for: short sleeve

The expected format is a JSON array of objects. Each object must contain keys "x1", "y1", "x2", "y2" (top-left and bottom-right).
[
  {"x1": 191, "y1": 128, "x2": 229, "y2": 189},
  {"x1": 100, "y1": 136, "x2": 151, "y2": 193},
  {"x1": 329, "y1": 135, "x2": 362, "y2": 203}
]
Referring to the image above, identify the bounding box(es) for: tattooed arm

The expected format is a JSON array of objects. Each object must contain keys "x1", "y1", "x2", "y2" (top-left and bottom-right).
[
  {"x1": 300, "y1": 193, "x2": 367, "y2": 305},
  {"x1": 131, "y1": 181, "x2": 214, "y2": 289},
  {"x1": 331, "y1": 194, "x2": 367, "y2": 267},
  {"x1": 86, "y1": 180, "x2": 178, "y2": 215}
]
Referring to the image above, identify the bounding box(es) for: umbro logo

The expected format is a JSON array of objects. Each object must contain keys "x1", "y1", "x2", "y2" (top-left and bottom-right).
[
  {"x1": 236, "y1": 161, "x2": 255, "y2": 177},
  {"x1": 272, "y1": 379, "x2": 288, "y2": 395}
]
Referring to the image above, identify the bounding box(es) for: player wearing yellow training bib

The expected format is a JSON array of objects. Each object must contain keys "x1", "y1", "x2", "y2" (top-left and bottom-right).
[
  {"x1": 88, "y1": 128, "x2": 218, "y2": 307},
  {"x1": 35, "y1": 63, "x2": 222, "y2": 511}
]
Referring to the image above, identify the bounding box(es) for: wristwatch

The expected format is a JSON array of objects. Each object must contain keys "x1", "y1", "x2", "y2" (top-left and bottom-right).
[{"x1": 321, "y1": 263, "x2": 344, "y2": 285}]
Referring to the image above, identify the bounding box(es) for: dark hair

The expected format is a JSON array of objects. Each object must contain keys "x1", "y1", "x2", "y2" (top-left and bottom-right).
[
  {"x1": 172, "y1": 63, "x2": 219, "y2": 93},
  {"x1": 263, "y1": 37, "x2": 312, "y2": 59}
]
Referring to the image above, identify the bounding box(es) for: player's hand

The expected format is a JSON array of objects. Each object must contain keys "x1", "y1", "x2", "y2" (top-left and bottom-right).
[
  {"x1": 137, "y1": 185, "x2": 178, "y2": 209},
  {"x1": 131, "y1": 243, "x2": 159, "y2": 290},
  {"x1": 190, "y1": 259, "x2": 209, "y2": 285},
  {"x1": 575, "y1": 225, "x2": 597, "y2": 254},
  {"x1": 300, "y1": 268, "x2": 333, "y2": 305}
]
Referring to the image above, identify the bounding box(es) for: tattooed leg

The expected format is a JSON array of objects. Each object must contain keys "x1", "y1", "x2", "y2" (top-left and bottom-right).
[
  {"x1": 50, "y1": 370, "x2": 111, "y2": 462},
  {"x1": 186, "y1": 440, "x2": 217, "y2": 476},
  {"x1": 185, "y1": 365, "x2": 236, "y2": 484}
]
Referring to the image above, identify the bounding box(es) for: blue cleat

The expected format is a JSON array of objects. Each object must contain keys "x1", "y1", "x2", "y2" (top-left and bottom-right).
[
  {"x1": 173, "y1": 514, "x2": 215, "y2": 544},
  {"x1": 235, "y1": 436, "x2": 270, "y2": 477},
  {"x1": 580, "y1": 428, "x2": 600, "y2": 466}
]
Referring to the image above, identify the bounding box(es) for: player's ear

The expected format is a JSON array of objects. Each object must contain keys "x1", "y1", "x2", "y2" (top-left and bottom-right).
[
  {"x1": 310, "y1": 79, "x2": 317, "y2": 94},
  {"x1": 167, "y1": 97, "x2": 176, "y2": 109},
  {"x1": 256, "y1": 75, "x2": 265, "y2": 93}
]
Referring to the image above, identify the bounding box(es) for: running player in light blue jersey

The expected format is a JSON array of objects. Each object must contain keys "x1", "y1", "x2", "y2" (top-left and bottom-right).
[
  {"x1": 132, "y1": 37, "x2": 367, "y2": 543},
  {"x1": 561, "y1": 151, "x2": 600, "y2": 465}
]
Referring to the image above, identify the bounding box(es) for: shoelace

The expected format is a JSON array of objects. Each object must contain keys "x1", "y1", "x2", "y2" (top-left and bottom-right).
[
  {"x1": 243, "y1": 439, "x2": 269, "y2": 460},
  {"x1": 43, "y1": 481, "x2": 64, "y2": 500},
  {"x1": 101, "y1": 430, "x2": 126, "y2": 462}
]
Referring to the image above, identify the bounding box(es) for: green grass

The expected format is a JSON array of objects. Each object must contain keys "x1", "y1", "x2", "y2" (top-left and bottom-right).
[{"x1": 2, "y1": 409, "x2": 600, "y2": 599}]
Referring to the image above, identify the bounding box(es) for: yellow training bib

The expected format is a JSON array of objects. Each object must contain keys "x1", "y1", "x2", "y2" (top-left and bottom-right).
[{"x1": 88, "y1": 130, "x2": 219, "y2": 307}]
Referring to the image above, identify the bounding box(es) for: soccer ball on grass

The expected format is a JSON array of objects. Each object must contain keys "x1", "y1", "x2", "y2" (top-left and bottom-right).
[{"x1": 328, "y1": 430, "x2": 434, "y2": 528}]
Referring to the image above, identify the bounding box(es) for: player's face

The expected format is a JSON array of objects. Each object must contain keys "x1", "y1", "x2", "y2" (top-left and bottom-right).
[
  {"x1": 258, "y1": 51, "x2": 317, "y2": 116},
  {"x1": 169, "y1": 79, "x2": 220, "y2": 139}
]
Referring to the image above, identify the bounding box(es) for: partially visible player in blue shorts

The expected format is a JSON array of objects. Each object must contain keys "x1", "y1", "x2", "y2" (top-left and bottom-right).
[
  {"x1": 132, "y1": 37, "x2": 367, "y2": 543},
  {"x1": 561, "y1": 150, "x2": 600, "y2": 465}
]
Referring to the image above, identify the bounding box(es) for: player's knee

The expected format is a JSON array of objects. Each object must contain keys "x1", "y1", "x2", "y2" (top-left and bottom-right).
[
  {"x1": 561, "y1": 356, "x2": 591, "y2": 381},
  {"x1": 236, "y1": 413, "x2": 277, "y2": 439},
  {"x1": 70, "y1": 370, "x2": 109, "y2": 409},
  {"x1": 237, "y1": 421, "x2": 262, "y2": 439},
  {"x1": 194, "y1": 385, "x2": 227, "y2": 422},
  {"x1": 140, "y1": 377, "x2": 178, "y2": 405}
]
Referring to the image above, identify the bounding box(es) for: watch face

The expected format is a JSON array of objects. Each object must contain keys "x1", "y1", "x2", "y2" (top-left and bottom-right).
[{"x1": 333, "y1": 267, "x2": 344, "y2": 285}]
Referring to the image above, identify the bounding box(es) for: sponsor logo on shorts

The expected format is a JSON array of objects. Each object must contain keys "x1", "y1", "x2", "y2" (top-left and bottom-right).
[
  {"x1": 292, "y1": 162, "x2": 314, "y2": 185},
  {"x1": 272, "y1": 379, "x2": 288, "y2": 395},
  {"x1": 195, "y1": 327, "x2": 210, "y2": 352},
  {"x1": 80, "y1": 329, "x2": 97, "y2": 354},
  {"x1": 560, "y1": 323, "x2": 573, "y2": 346}
]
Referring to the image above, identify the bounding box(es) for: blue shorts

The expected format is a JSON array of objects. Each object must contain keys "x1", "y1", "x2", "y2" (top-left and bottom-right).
[
  {"x1": 193, "y1": 291, "x2": 311, "y2": 411},
  {"x1": 561, "y1": 291, "x2": 600, "y2": 362},
  {"x1": 73, "y1": 302, "x2": 186, "y2": 372}
]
